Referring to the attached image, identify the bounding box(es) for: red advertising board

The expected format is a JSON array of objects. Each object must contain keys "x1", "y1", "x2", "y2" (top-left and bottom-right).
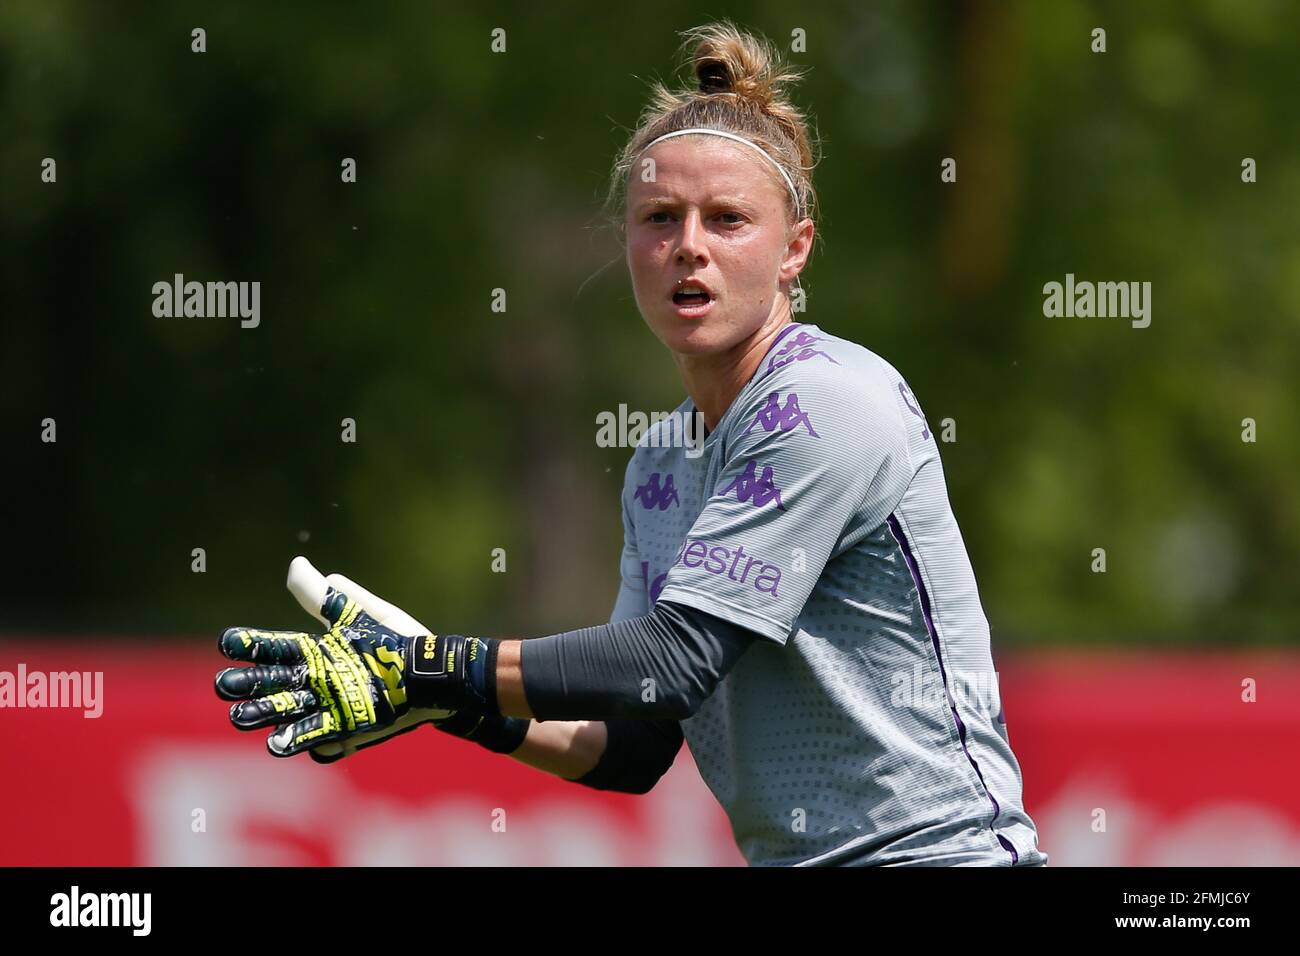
[{"x1": 1, "y1": 642, "x2": 1296, "y2": 866}]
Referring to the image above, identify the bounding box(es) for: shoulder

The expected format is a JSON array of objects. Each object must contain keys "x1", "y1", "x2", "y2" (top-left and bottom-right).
[
  {"x1": 621, "y1": 396, "x2": 696, "y2": 493},
  {"x1": 737, "y1": 324, "x2": 913, "y2": 444}
]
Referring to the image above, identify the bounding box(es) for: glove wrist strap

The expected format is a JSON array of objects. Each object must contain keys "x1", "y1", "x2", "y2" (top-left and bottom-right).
[{"x1": 406, "y1": 633, "x2": 498, "y2": 714}]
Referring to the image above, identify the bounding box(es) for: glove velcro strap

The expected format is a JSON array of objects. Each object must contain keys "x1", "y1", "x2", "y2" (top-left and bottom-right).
[{"x1": 406, "y1": 633, "x2": 495, "y2": 713}]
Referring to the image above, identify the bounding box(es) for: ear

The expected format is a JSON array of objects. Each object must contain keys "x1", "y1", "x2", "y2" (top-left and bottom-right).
[{"x1": 779, "y1": 216, "x2": 815, "y2": 284}]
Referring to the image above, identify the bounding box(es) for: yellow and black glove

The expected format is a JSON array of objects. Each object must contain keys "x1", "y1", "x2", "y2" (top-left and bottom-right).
[
  {"x1": 214, "y1": 557, "x2": 499, "y2": 757},
  {"x1": 300, "y1": 561, "x2": 528, "y2": 763}
]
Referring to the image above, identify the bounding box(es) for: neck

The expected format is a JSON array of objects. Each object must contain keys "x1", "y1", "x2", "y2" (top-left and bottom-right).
[{"x1": 673, "y1": 310, "x2": 795, "y2": 432}]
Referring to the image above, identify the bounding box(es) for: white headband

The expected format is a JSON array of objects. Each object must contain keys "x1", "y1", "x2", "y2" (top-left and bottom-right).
[{"x1": 638, "y1": 127, "x2": 803, "y2": 217}]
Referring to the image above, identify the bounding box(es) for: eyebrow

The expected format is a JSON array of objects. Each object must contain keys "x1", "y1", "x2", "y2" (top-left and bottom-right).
[{"x1": 633, "y1": 195, "x2": 757, "y2": 211}]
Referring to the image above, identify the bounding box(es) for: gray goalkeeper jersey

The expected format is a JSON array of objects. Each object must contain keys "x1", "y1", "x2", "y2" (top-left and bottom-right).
[{"x1": 610, "y1": 323, "x2": 1046, "y2": 866}]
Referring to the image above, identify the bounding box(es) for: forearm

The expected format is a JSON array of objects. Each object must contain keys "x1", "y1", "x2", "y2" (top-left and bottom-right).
[
  {"x1": 455, "y1": 714, "x2": 682, "y2": 794},
  {"x1": 506, "y1": 718, "x2": 607, "y2": 780},
  {"x1": 490, "y1": 602, "x2": 756, "y2": 722},
  {"x1": 460, "y1": 639, "x2": 693, "y2": 793}
]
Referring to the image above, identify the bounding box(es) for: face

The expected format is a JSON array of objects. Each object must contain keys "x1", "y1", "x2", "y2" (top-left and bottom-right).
[{"x1": 624, "y1": 136, "x2": 813, "y2": 358}]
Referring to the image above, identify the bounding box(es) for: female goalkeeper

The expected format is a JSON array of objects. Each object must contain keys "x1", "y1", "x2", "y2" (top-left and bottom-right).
[{"x1": 216, "y1": 21, "x2": 1046, "y2": 867}]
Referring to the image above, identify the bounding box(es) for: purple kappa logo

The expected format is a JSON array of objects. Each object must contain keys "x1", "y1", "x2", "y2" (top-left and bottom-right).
[
  {"x1": 633, "y1": 472, "x2": 680, "y2": 510},
  {"x1": 897, "y1": 380, "x2": 931, "y2": 441},
  {"x1": 744, "y1": 391, "x2": 819, "y2": 437},
  {"x1": 719, "y1": 460, "x2": 786, "y2": 511},
  {"x1": 766, "y1": 330, "x2": 840, "y2": 375}
]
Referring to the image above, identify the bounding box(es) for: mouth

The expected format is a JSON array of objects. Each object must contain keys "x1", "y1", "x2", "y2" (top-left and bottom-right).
[{"x1": 669, "y1": 279, "x2": 716, "y2": 318}]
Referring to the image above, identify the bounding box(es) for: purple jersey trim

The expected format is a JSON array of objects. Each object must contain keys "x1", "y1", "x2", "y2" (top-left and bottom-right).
[{"x1": 886, "y1": 513, "x2": 1017, "y2": 865}]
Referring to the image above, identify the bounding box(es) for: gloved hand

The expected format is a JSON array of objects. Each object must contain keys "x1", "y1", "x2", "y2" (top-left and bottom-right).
[
  {"x1": 295, "y1": 559, "x2": 457, "y2": 763},
  {"x1": 214, "y1": 556, "x2": 494, "y2": 758},
  {"x1": 298, "y1": 562, "x2": 526, "y2": 763}
]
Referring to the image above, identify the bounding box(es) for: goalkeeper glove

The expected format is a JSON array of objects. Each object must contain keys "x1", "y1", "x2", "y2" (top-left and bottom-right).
[
  {"x1": 214, "y1": 556, "x2": 503, "y2": 757},
  {"x1": 293, "y1": 561, "x2": 528, "y2": 763}
]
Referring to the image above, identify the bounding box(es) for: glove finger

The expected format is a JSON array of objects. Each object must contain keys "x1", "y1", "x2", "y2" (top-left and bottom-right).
[
  {"x1": 309, "y1": 720, "x2": 429, "y2": 764},
  {"x1": 286, "y1": 556, "x2": 331, "y2": 626},
  {"x1": 267, "y1": 711, "x2": 343, "y2": 758},
  {"x1": 214, "y1": 662, "x2": 309, "y2": 701},
  {"x1": 320, "y1": 587, "x2": 365, "y2": 630},
  {"x1": 227, "y1": 689, "x2": 319, "y2": 730},
  {"x1": 308, "y1": 709, "x2": 437, "y2": 763},
  {"x1": 218, "y1": 627, "x2": 312, "y2": 664}
]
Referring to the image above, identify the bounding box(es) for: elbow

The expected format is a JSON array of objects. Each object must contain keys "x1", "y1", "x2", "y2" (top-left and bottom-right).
[
  {"x1": 573, "y1": 720, "x2": 683, "y2": 795},
  {"x1": 622, "y1": 765, "x2": 673, "y2": 795}
]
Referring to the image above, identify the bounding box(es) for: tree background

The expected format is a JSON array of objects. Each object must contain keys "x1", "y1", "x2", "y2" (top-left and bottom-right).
[{"x1": 1, "y1": 0, "x2": 1295, "y2": 646}]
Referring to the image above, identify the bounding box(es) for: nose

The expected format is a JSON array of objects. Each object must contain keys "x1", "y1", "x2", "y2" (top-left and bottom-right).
[{"x1": 673, "y1": 209, "x2": 709, "y2": 265}]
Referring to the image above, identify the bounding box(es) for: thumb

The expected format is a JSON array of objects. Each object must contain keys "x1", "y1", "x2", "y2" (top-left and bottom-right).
[{"x1": 286, "y1": 556, "x2": 331, "y2": 626}]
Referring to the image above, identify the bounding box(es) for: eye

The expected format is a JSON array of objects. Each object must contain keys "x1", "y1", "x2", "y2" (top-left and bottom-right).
[{"x1": 642, "y1": 209, "x2": 744, "y2": 225}]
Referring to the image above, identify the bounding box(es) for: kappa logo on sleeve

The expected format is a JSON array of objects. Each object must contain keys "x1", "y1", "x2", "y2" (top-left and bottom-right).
[
  {"x1": 765, "y1": 330, "x2": 840, "y2": 375},
  {"x1": 897, "y1": 380, "x2": 931, "y2": 440},
  {"x1": 719, "y1": 460, "x2": 786, "y2": 511},
  {"x1": 743, "y1": 391, "x2": 819, "y2": 437},
  {"x1": 633, "y1": 472, "x2": 680, "y2": 510}
]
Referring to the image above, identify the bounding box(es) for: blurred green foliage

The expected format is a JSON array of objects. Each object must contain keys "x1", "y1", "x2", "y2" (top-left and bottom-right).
[{"x1": 1, "y1": 1, "x2": 1295, "y2": 644}]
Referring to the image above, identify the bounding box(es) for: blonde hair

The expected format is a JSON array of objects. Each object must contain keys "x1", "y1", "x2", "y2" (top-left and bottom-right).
[{"x1": 606, "y1": 21, "x2": 821, "y2": 247}]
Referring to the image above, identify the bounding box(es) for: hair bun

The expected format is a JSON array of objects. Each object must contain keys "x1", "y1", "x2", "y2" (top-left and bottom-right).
[
  {"x1": 689, "y1": 23, "x2": 784, "y2": 111},
  {"x1": 697, "y1": 60, "x2": 732, "y2": 95}
]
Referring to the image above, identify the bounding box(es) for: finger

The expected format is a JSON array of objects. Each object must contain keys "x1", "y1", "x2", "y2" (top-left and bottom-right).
[
  {"x1": 287, "y1": 559, "x2": 366, "y2": 632},
  {"x1": 320, "y1": 586, "x2": 363, "y2": 630},
  {"x1": 324, "y1": 573, "x2": 430, "y2": 635},
  {"x1": 309, "y1": 721, "x2": 428, "y2": 764},
  {"x1": 267, "y1": 711, "x2": 343, "y2": 758},
  {"x1": 214, "y1": 663, "x2": 309, "y2": 701},
  {"x1": 308, "y1": 709, "x2": 434, "y2": 763},
  {"x1": 286, "y1": 556, "x2": 330, "y2": 626},
  {"x1": 218, "y1": 627, "x2": 312, "y2": 664},
  {"x1": 228, "y1": 689, "x2": 319, "y2": 730}
]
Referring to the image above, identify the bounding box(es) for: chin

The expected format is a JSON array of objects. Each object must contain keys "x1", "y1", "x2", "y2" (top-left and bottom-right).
[
  {"x1": 646, "y1": 308, "x2": 747, "y2": 356},
  {"x1": 657, "y1": 321, "x2": 734, "y2": 356}
]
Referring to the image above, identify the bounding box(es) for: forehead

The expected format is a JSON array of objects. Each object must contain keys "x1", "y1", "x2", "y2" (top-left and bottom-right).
[{"x1": 628, "y1": 136, "x2": 784, "y2": 205}]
